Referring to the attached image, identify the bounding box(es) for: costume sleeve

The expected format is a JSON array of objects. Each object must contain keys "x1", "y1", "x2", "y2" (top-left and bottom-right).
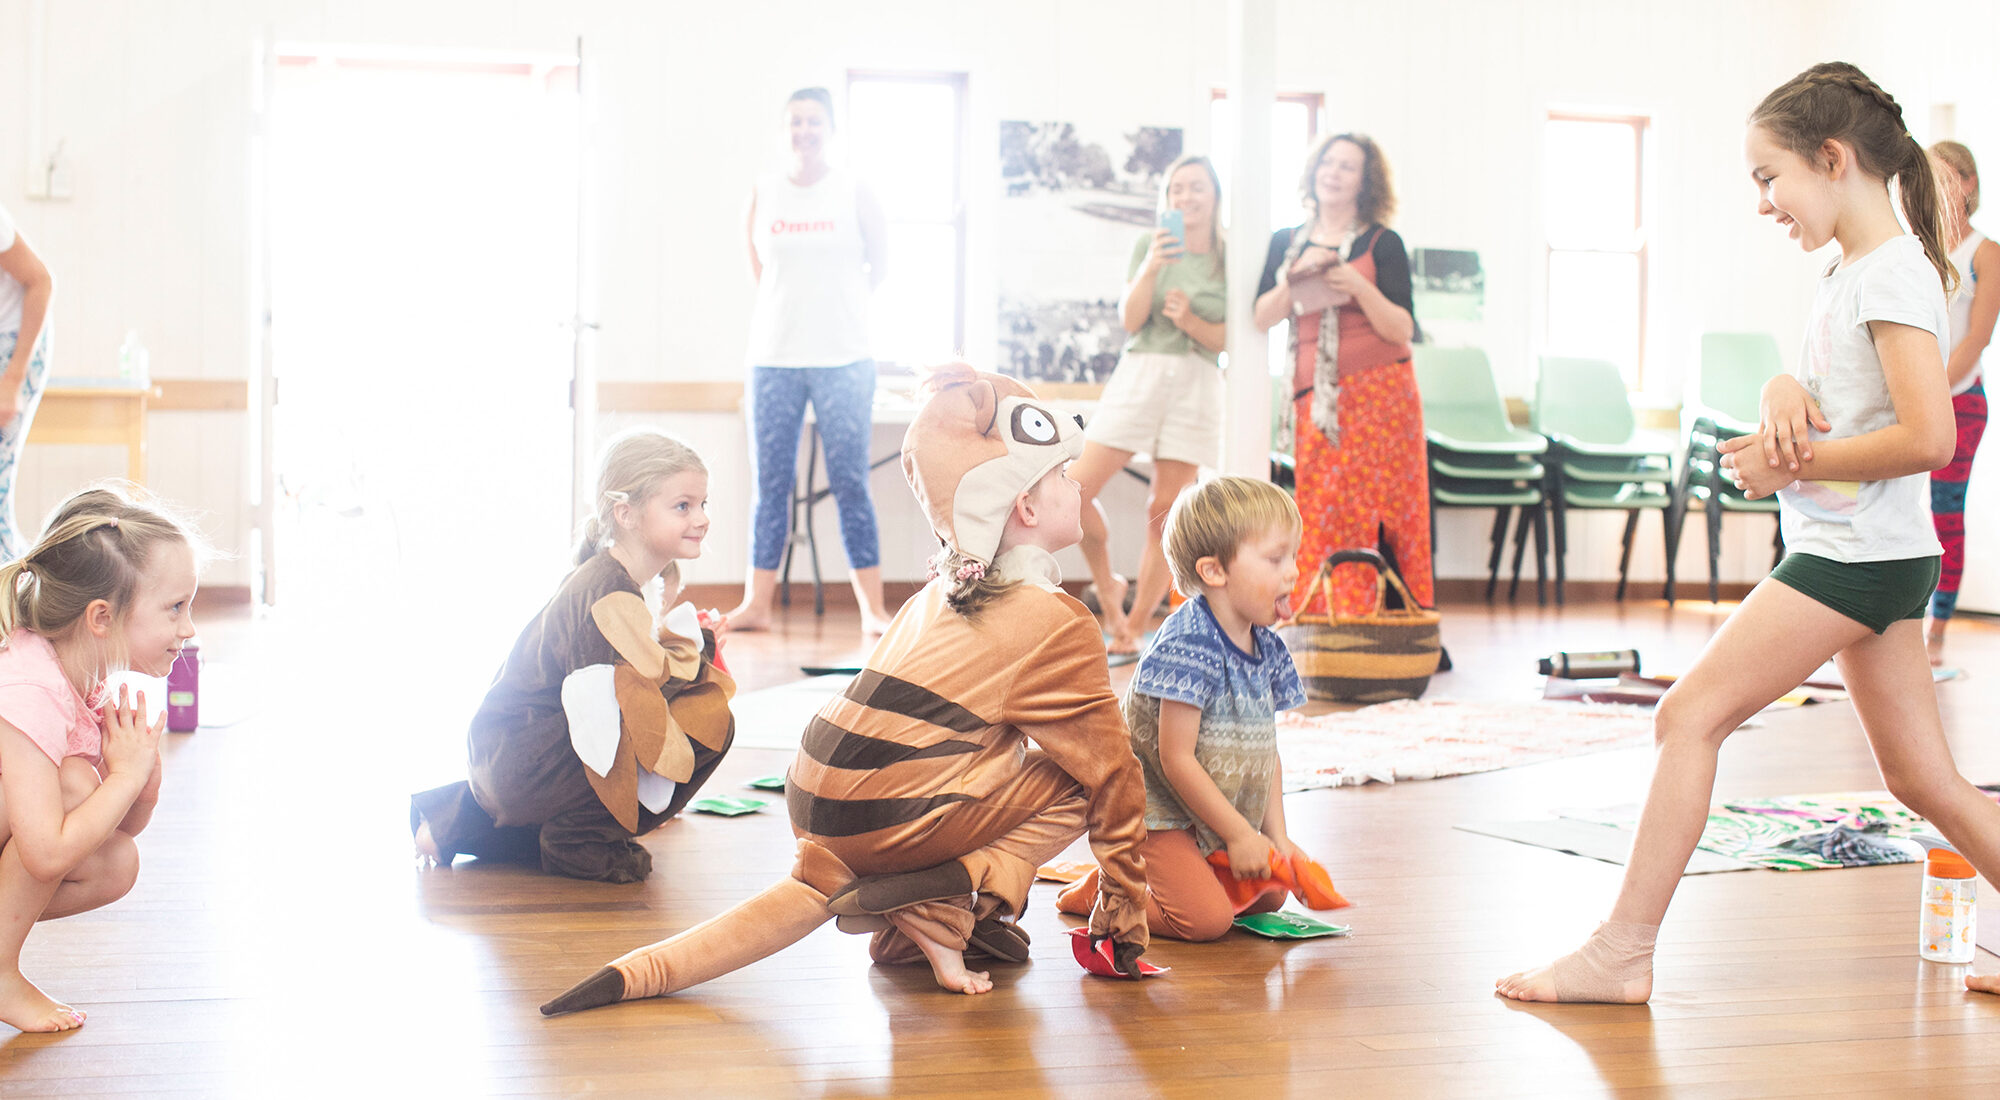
[
  {"x1": 1256, "y1": 226, "x2": 1296, "y2": 297},
  {"x1": 0, "y1": 684, "x2": 70, "y2": 766},
  {"x1": 1002, "y1": 611, "x2": 1150, "y2": 948}
]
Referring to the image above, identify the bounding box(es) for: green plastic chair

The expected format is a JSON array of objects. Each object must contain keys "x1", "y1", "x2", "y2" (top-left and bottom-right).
[
  {"x1": 1665, "y1": 333, "x2": 1785, "y2": 602},
  {"x1": 1533, "y1": 355, "x2": 1678, "y2": 603},
  {"x1": 1415, "y1": 346, "x2": 1549, "y2": 602}
]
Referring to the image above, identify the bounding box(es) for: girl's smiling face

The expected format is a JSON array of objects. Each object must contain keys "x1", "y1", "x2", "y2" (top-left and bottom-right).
[{"x1": 1746, "y1": 125, "x2": 1841, "y2": 252}]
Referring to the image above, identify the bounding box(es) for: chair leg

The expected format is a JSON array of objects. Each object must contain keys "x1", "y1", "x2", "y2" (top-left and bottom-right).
[
  {"x1": 1508, "y1": 504, "x2": 1533, "y2": 602},
  {"x1": 1532, "y1": 499, "x2": 1550, "y2": 606},
  {"x1": 1615, "y1": 509, "x2": 1639, "y2": 601},
  {"x1": 1706, "y1": 466, "x2": 1726, "y2": 605},
  {"x1": 1548, "y1": 463, "x2": 1568, "y2": 607},
  {"x1": 1664, "y1": 438, "x2": 1700, "y2": 605},
  {"x1": 1486, "y1": 507, "x2": 1511, "y2": 601}
]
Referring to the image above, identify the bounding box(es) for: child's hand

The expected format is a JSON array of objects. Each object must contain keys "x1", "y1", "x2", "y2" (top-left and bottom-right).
[
  {"x1": 99, "y1": 685, "x2": 164, "y2": 780},
  {"x1": 1274, "y1": 837, "x2": 1312, "y2": 868},
  {"x1": 1756, "y1": 375, "x2": 1830, "y2": 471},
  {"x1": 1718, "y1": 434, "x2": 1796, "y2": 499},
  {"x1": 1223, "y1": 830, "x2": 1277, "y2": 880}
]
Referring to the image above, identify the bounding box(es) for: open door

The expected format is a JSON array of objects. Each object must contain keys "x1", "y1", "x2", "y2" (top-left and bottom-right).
[{"x1": 569, "y1": 36, "x2": 598, "y2": 531}]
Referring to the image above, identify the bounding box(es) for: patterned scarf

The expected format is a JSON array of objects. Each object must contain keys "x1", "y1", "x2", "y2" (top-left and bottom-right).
[{"x1": 1281, "y1": 223, "x2": 1362, "y2": 447}]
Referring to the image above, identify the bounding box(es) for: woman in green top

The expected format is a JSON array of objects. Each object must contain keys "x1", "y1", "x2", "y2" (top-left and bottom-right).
[{"x1": 1069, "y1": 155, "x2": 1228, "y2": 657}]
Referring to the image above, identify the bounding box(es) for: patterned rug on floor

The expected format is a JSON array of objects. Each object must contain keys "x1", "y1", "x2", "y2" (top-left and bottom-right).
[
  {"x1": 1549, "y1": 789, "x2": 1998, "y2": 870},
  {"x1": 1279, "y1": 699, "x2": 1665, "y2": 791}
]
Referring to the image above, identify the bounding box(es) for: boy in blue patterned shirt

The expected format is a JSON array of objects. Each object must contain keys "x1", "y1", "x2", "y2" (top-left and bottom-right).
[{"x1": 1058, "y1": 476, "x2": 1312, "y2": 940}]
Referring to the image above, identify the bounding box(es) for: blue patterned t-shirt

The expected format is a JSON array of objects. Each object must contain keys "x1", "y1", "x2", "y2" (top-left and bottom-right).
[{"x1": 1124, "y1": 594, "x2": 1307, "y2": 854}]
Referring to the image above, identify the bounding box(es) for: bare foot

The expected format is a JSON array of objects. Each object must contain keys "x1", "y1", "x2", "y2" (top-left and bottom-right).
[
  {"x1": 1107, "y1": 630, "x2": 1144, "y2": 657},
  {"x1": 1968, "y1": 972, "x2": 2000, "y2": 995},
  {"x1": 904, "y1": 923, "x2": 993, "y2": 995},
  {"x1": 1095, "y1": 574, "x2": 1130, "y2": 623},
  {"x1": 1495, "y1": 921, "x2": 1656, "y2": 1004},
  {"x1": 861, "y1": 613, "x2": 895, "y2": 638},
  {"x1": 0, "y1": 971, "x2": 86, "y2": 1032},
  {"x1": 725, "y1": 601, "x2": 772, "y2": 632},
  {"x1": 414, "y1": 820, "x2": 450, "y2": 868}
]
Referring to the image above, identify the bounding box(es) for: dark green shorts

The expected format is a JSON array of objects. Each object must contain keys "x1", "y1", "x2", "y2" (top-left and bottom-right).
[{"x1": 1767, "y1": 552, "x2": 1941, "y2": 634}]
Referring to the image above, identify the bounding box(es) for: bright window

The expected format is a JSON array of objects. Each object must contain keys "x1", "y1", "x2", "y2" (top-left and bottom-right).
[
  {"x1": 845, "y1": 71, "x2": 967, "y2": 369},
  {"x1": 1544, "y1": 113, "x2": 1649, "y2": 385},
  {"x1": 1208, "y1": 92, "x2": 1324, "y2": 229}
]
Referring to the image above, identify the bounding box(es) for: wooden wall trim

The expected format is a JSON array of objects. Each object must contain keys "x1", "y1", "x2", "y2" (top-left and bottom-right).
[
  {"x1": 151, "y1": 379, "x2": 249, "y2": 411},
  {"x1": 598, "y1": 381, "x2": 743, "y2": 412}
]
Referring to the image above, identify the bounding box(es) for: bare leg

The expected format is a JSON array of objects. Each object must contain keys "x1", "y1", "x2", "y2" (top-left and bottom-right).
[
  {"x1": 726, "y1": 568, "x2": 780, "y2": 632},
  {"x1": 1925, "y1": 617, "x2": 1947, "y2": 667},
  {"x1": 1833, "y1": 620, "x2": 2000, "y2": 996},
  {"x1": 849, "y1": 566, "x2": 896, "y2": 636},
  {"x1": 1070, "y1": 442, "x2": 1136, "y2": 649},
  {"x1": 903, "y1": 919, "x2": 992, "y2": 995},
  {"x1": 0, "y1": 766, "x2": 139, "y2": 1032},
  {"x1": 1114, "y1": 460, "x2": 1199, "y2": 653},
  {"x1": 1496, "y1": 579, "x2": 1869, "y2": 1003}
]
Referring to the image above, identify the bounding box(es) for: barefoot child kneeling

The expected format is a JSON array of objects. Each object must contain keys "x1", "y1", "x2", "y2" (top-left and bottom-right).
[
  {"x1": 1058, "y1": 476, "x2": 1320, "y2": 940},
  {"x1": 0, "y1": 486, "x2": 203, "y2": 1031}
]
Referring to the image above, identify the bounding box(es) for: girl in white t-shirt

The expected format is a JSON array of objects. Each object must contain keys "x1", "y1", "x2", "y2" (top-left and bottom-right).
[
  {"x1": 0, "y1": 486, "x2": 204, "y2": 1031},
  {"x1": 1921, "y1": 142, "x2": 2000, "y2": 665},
  {"x1": 1500, "y1": 62, "x2": 2000, "y2": 1004},
  {"x1": 0, "y1": 202, "x2": 56, "y2": 561}
]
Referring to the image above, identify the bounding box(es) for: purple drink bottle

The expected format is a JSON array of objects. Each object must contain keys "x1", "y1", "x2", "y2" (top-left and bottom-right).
[{"x1": 166, "y1": 641, "x2": 200, "y2": 732}]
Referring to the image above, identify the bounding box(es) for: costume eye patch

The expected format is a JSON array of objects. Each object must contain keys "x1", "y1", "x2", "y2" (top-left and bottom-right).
[{"x1": 1010, "y1": 404, "x2": 1058, "y2": 445}]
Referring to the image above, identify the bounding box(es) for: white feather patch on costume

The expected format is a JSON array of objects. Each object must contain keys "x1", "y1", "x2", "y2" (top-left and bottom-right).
[
  {"x1": 561, "y1": 664, "x2": 622, "y2": 778},
  {"x1": 636, "y1": 768, "x2": 678, "y2": 813},
  {"x1": 662, "y1": 601, "x2": 703, "y2": 645}
]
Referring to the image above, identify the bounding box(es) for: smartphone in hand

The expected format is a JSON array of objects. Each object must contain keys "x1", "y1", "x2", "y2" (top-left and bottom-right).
[{"x1": 1160, "y1": 208, "x2": 1185, "y2": 248}]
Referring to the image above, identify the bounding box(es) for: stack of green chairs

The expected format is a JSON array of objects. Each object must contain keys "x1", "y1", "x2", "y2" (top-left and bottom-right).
[
  {"x1": 1414, "y1": 346, "x2": 1549, "y2": 603},
  {"x1": 1665, "y1": 333, "x2": 1785, "y2": 603},
  {"x1": 1533, "y1": 355, "x2": 1678, "y2": 604}
]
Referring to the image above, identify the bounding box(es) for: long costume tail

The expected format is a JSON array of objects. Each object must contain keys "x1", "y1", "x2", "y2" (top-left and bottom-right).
[{"x1": 540, "y1": 839, "x2": 854, "y2": 1016}]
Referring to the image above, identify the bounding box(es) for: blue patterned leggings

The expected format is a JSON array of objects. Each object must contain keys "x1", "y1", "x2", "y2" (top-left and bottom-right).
[
  {"x1": 746, "y1": 361, "x2": 881, "y2": 571},
  {"x1": 0, "y1": 329, "x2": 50, "y2": 562}
]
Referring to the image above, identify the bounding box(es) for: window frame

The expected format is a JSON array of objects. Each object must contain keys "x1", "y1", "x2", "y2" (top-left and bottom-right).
[
  {"x1": 1543, "y1": 110, "x2": 1651, "y2": 387},
  {"x1": 844, "y1": 68, "x2": 970, "y2": 369}
]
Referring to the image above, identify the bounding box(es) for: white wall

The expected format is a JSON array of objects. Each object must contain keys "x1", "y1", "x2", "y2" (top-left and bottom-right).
[{"x1": 3, "y1": 0, "x2": 1986, "y2": 593}]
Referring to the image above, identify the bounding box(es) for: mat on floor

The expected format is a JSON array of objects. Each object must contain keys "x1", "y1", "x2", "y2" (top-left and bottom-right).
[
  {"x1": 1461, "y1": 787, "x2": 1999, "y2": 871},
  {"x1": 1454, "y1": 817, "x2": 1757, "y2": 874},
  {"x1": 727, "y1": 674, "x2": 853, "y2": 750},
  {"x1": 1278, "y1": 699, "x2": 1670, "y2": 791}
]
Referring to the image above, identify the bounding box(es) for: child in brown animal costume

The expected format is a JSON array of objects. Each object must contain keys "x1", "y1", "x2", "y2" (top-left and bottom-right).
[{"x1": 543, "y1": 366, "x2": 1152, "y2": 1012}]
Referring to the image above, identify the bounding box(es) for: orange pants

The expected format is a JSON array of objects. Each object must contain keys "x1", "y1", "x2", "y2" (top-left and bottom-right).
[
  {"x1": 1291, "y1": 361, "x2": 1434, "y2": 617},
  {"x1": 1060, "y1": 827, "x2": 1284, "y2": 942}
]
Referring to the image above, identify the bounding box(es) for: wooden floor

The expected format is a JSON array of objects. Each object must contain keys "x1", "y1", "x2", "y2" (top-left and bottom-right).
[{"x1": 5, "y1": 587, "x2": 2000, "y2": 1097}]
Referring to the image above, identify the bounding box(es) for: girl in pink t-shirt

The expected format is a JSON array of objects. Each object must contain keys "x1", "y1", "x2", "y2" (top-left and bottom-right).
[{"x1": 0, "y1": 485, "x2": 203, "y2": 1032}]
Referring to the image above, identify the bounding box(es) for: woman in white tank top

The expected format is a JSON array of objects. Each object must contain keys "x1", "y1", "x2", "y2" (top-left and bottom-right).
[
  {"x1": 727, "y1": 88, "x2": 895, "y2": 635},
  {"x1": 1924, "y1": 142, "x2": 2000, "y2": 664}
]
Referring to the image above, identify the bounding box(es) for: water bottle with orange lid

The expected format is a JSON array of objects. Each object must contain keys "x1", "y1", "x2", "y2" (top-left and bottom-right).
[{"x1": 1920, "y1": 847, "x2": 1976, "y2": 964}]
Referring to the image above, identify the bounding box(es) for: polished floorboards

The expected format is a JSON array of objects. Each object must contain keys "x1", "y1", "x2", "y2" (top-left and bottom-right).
[{"x1": 3, "y1": 588, "x2": 1999, "y2": 1097}]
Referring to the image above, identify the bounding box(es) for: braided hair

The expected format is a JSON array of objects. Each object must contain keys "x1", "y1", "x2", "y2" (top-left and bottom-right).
[{"x1": 1750, "y1": 62, "x2": 1957, "y2": 294}]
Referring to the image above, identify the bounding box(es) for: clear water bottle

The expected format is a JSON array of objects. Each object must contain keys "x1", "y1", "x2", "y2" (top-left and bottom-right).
[
  {"x1": 1920, "y1": 847, "x2": 1976, "y2": 964},
  {"x1": 166, "y1": 641, "x2": 199, "y2": 732}
]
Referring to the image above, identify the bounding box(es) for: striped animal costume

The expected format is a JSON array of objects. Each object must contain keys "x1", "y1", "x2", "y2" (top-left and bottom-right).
[{"x1": 544, "y1": 368, "x2": 1152, "y2": 1015}]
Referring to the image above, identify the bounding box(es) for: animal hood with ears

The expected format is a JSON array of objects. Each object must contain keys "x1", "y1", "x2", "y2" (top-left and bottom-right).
[{"x1": 900, "y1": 366, "x2": 1084, "y2": 565}]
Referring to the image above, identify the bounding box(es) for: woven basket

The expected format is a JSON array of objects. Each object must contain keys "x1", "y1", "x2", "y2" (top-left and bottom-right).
[{"x1": 1277, "y1": 549, "x2": 1442, "y2": 704}]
